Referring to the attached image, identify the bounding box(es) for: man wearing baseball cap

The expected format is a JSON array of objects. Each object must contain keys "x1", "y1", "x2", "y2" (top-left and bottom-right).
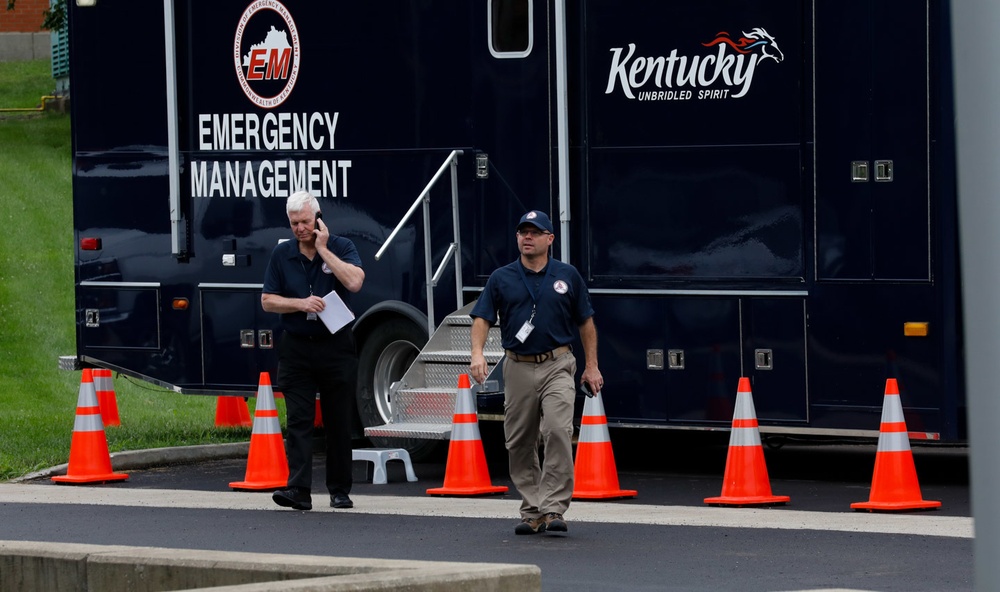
[{"x1": 469, "y1": 209, "x2": 603, "y2": 536}]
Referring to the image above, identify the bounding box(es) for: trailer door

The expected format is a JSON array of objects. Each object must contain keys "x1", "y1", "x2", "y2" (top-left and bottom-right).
[
  {"x1": 578, "y1": 0, "x2": 809, "y2": 426},
  {"x1": 815, "y1": 1, "x2": 930, "y2": 281},
  {"x1": 471, "y1": 0, "x2": 554, "y2": 278}
]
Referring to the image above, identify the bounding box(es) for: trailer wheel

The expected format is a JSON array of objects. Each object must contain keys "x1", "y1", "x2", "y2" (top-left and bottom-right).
[{"x1": 356, "y1": 318, "x2": 441, "y2": 461}]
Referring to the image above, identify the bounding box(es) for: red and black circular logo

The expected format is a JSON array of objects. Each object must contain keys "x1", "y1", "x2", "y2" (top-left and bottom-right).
[{"x1": 233, "y1": 0, "x2": 301, "y2": 109}]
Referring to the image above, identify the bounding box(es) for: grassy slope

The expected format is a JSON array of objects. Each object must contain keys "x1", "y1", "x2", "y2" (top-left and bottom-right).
[
  {"x1": 0, "y1": 61, "x2": 259, "y2": 480},
  {"x1": 0, "y1": 59, "x2": 58, "y2": 108}
]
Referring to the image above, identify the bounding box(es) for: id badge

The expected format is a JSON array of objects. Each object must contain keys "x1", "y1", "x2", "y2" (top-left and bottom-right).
[
  {"x1": 306, "y1": 312, "x2": 318, "y2": 321},
  {"x1": 515, "y1": 320, "x2": 534, "y2": 343}
]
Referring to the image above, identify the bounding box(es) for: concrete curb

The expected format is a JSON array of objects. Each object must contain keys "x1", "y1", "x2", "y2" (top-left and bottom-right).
[
  {"x1": 5, "y1": 445, "x2": 545, "y2": 592},
  {"x1": 9, "y1": 442, "x2": 250, "y2": 483},
  {"x1": 0, "y1": 540, "x2": 541, "y2": 592}
]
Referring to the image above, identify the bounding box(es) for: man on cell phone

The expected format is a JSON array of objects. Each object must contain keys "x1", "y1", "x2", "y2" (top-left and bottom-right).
[{"x1": 261, "y1": 190, "x2": 365, "y2": 511}]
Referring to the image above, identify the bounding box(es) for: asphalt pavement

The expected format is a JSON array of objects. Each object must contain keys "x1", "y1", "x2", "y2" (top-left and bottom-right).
[{"x1": 0, "y1": 429, "x2": 974, "y2": 591}]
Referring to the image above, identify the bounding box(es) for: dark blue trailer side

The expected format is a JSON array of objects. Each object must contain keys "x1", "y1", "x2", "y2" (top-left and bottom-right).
[{"x1": 67, "y1": 0, "x2": 964, "y2": 446}]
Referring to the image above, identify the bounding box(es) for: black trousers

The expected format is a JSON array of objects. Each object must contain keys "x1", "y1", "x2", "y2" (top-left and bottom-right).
[{"x1": 277, "y1": 329, "x2": 357, "y2": 495}]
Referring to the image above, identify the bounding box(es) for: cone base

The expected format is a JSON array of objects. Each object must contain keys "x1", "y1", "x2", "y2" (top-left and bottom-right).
[
  {"x1": 851, "y1": 499, "x2": 941, "y2": 512},
  {"x1": 573, "y1": 489, "x2": 637, "y2": 500},
  {"x1": 704, "y1": 494, "x2": 790, "y2": 507},
  {"x1": 426, "y1": 485, "x2": 508, "y2": 496},
  {"x1": 52, "y1": 473, "x2": 128, "y2": 484},
  {"x1": 230, "y1": 480, "x2": 287, "y2": 491}
]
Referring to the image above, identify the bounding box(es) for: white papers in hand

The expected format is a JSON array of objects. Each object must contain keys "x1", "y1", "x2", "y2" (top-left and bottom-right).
[{"x1": 318, "y1": 290, "x2": 355, "y2": 334}]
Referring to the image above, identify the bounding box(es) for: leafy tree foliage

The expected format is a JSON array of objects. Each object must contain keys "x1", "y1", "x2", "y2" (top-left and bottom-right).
[{"x1": 6, "y1": 0, "x2": 66, "y2": 33}]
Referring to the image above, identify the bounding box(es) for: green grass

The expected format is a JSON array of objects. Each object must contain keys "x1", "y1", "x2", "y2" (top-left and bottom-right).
[
  {"x1": 0, "y1": 59, "x2": 57, "y2": 109},
  {"x1": 0, "y1": 60, "x2": 267, "y2": 480}
]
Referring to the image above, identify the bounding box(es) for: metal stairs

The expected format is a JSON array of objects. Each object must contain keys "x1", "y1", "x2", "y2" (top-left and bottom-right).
[{"x1": 363, "y1": 302, "x2": 504, "y2": 440}]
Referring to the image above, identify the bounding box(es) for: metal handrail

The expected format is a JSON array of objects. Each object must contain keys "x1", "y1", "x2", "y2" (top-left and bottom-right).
[{"x1": 375, "y1": 150, "x2": 464, "y2": 336}]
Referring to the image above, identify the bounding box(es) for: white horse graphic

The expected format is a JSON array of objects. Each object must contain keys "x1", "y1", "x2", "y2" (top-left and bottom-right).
[{"x1": 743, "y1": 27, "x2": 784, "y2": 63}]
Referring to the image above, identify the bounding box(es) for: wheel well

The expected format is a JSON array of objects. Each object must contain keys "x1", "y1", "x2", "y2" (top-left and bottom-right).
[
  {"x1": 353, "y1": 301, "x2": 428, "y2": 350},
  {"x1": 352, "y1": 303, "x2": 441, "y2": 460},
  {"x1": 350, "y1": 303, "x2": 427, "y2": 440}
]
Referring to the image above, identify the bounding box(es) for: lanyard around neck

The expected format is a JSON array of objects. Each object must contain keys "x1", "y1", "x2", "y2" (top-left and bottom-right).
[
  {"x1": 298, "y1": 258, "x2": 319, "y2": 296},
  {"x1": 516, "y1": 260, "x2": 551, "y2": 305}
]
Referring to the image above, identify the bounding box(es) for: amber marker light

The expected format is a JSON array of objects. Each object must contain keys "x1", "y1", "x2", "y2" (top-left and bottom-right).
[
  {"x1": 903, "y1": 322, "x2": 929, "y2": 337},
  {"x1": 172, "y1": 298, "x2": 190, "y2": 311}
]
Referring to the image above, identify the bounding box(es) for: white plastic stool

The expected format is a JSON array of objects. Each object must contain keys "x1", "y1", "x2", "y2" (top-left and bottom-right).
[{"x1": 351, "y1": 448, "x2": 418, "y2": 485}]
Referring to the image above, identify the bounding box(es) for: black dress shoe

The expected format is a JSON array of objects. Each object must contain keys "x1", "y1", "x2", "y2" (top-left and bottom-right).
[
  {"x1": 330, "y1": 493, "x2": 354, "y2": 509},
  {"x1": 272, "y1": 488, "x2": 312, "y2": 511}
]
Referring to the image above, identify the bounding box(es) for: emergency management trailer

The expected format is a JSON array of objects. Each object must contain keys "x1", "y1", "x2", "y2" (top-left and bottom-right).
[{"x1": 66, "y1": 0, "x2": 964, "y2": 455}]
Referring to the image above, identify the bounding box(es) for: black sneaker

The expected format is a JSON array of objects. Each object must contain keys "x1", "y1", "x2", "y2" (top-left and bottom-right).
[
  {"x1": 514, "y1": 516, "x2": 547, "y2": 535},
  {"x1": 272, "y1": 488, "x2": 312, "y2": 511},
  {"x1": 544, "y1": 512, "x2": 568, "y2": 533},
  {"x1": 330, "y1": 493, "x2": 354, "y2": 509}
]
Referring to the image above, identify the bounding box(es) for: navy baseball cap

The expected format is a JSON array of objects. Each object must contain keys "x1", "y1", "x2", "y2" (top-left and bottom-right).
[{"x1": 517, "y1": 210, "x2": 554, "y2": 234}]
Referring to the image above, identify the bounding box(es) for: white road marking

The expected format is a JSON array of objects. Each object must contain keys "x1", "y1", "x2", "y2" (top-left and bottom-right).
[{"x1": 0, "y1": 483, "x2": 972, "y2": 539}]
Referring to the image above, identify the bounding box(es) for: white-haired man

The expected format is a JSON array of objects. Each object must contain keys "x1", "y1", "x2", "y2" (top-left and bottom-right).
[{"x1": 262, "y1": 190, "x2": 364, "y2": 511}]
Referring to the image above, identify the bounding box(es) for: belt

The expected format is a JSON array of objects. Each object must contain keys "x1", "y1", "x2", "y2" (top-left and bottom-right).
[{"x1": 505, "y1": 345, "x2": 572, "y2": 364}]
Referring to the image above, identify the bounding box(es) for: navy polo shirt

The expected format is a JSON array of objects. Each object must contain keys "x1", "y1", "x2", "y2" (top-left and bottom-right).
[
  {"x1": 470, "y1": 258, "x2": 594, "y2": 354},
  {"x1": 262, "y1": 235, "x2": 363, "y2": 336}
]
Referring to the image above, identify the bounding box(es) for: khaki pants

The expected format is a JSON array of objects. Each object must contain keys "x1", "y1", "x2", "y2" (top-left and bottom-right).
[{"x1": 502, "y1": 350, "x2": 577, "y2": 518}]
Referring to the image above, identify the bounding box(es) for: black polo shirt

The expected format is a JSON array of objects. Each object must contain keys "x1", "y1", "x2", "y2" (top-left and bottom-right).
[
  {"x1": 262, "y1": 236, "x2": 363, "y2": 337},
  {"x1": 471, "y1": 258, "x2": 594, "y2": 354}
]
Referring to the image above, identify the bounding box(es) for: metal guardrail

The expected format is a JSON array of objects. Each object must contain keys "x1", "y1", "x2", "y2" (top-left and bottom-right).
[{"x1": 375, "y1": 150, "x2": 464, "y2": 336}]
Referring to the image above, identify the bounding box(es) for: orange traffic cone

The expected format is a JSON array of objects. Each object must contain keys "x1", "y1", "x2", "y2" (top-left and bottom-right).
[
  {"x1": 215, "y1": 396, "x2": 252, "y2": 428},
  {"x1": 851, "y1": 379, "x2": 941, "y2": 511},
  {"x1": 427, "y1": 374, "x2": 508, "y2": 496},
  {"x1": 704, "y1": 377, "x2": 789, "y2": 506},
  {"x1": 93, "y1": 368, "x2": 121, "y2": 427},
  {"x1": 52, "y1": 369, "x2": 128, "y2": 484},
  {"x1": 572, "y1": 390, "x2": 637, "y2": 500},
  {"x1": 230, "y1": 372, "x2": 289, "y2": 491}
]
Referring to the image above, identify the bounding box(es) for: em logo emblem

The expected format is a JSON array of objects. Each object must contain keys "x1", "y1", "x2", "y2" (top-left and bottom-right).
[{"x1": 234, "y1": 0, "x2": 301, "y2": 109}]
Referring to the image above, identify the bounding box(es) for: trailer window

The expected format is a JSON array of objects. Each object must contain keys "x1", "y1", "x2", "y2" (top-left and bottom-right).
[{"x1": 489, "y1": 0, "x2": 532, "y2": 58}]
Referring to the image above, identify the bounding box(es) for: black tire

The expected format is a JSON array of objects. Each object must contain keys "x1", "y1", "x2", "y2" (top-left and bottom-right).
[{"x1": 356, "y1": 318, "x2": 442, "y2": 461}]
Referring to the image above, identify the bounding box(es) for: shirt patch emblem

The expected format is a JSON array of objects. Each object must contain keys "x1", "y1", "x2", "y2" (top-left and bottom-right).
[
  {"x1": 553, "y1": 280, "x2": 568, "y2": 294},
  {"x1": 321, "y1": 262, "x2": 333, "y2": 274}
]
